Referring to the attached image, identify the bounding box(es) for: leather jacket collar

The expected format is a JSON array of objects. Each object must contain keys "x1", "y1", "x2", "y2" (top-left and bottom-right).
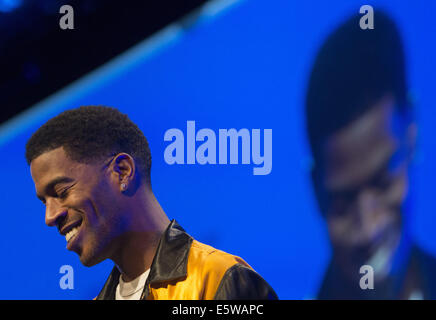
[{"x1": 96, "y1": 219, "x2": 193, "y2": 300}]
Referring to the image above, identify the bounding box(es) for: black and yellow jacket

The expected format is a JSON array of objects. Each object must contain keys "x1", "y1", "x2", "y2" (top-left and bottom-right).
[{"x1": 96, "y1": 220, "x2": 278, "y2": 300}]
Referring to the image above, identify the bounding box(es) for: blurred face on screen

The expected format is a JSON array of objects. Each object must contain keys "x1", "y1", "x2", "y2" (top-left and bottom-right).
[
  {"x1": 315, "y1": 95, "x2": 414, "y2": 281},
  {"x1": 30, "y1": 147, "x2": 126, "y2": 267}
]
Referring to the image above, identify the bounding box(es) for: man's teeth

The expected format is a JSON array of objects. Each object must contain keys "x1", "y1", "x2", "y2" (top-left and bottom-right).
[{"x1": 65, "y1": 227, "x2": 79, "y2": 242}]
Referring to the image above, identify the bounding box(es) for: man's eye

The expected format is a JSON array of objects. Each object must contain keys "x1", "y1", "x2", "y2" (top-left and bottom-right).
[
  {"x1": 58, "y1": 188, "x2": 70, "y2": 199},
  {"x1": 373, "y1": 174, "x2": 392, "y2": 190}
]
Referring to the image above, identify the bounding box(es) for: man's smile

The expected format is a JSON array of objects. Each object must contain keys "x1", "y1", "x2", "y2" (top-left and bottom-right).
[{"x1": 60, "y1": 218, "x2": 83, "y2": 248}]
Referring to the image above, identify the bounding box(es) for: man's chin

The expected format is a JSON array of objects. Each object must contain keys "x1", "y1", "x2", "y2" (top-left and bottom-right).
[
  {"x1": 334, "y1": 248, "x2": 372, "y2": 278},
  {"x1": 336, "y1": 247, "x2": 394, "y2": 283},
  {"x1": 78, "y1": 250, "x2": 106, "y2": 267}
]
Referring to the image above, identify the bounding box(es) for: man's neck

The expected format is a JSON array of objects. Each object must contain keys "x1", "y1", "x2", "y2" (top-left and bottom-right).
[
  {"x1": 111, "y1": 188, "x2": 171, "y2": 282},
  {"x1": 115, "y1": 230, "x2": 163, "y2": 282},
  {"x1": 320, "y1": 232, "x2": 414, "y2": 299}
]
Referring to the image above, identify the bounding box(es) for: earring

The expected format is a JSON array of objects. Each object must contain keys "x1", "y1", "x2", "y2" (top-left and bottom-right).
[{"x1": 121, "y1": 183, "x2": 126, "y2": 191}]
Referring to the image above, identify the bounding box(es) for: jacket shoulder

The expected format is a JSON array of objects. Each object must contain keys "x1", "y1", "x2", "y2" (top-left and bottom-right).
[
  {"x1": 188, "y1": 240, "x2": 277, "y2": 300},
  {"x1": 214, "y1": 263, "x2": 278, "y2": 300},
  {"x1": 190, "y1": 240, "x2": 251, "y2": 270}
]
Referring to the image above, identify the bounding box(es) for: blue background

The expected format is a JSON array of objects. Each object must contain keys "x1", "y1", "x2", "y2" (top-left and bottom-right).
[{"x1": 0, "y1": 0, "x2": 435, "y2": 299}]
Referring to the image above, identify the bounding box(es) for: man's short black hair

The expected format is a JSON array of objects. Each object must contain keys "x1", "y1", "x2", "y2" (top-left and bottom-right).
[
  {"x1": 305, "y1": 9, "x2": 410, "y2": 163},
  {"x1": 25, "y1": 106, "x2": 152, "y2": 185}
]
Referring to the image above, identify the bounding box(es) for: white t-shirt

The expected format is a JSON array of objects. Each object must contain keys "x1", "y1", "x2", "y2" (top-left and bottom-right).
[{"x1": 115, "y1": 269, "x2": 150, "y2": 300}]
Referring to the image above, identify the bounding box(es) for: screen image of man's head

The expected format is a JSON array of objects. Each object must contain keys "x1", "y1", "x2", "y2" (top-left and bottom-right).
[{"x1": 305, "y1": 10, "x2": 416, "y2": 288}]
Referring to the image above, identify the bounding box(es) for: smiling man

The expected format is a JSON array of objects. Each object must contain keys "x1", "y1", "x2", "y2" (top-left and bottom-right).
[{"x1": 26, "y1": 106, "x2": 277, "y2": 300}]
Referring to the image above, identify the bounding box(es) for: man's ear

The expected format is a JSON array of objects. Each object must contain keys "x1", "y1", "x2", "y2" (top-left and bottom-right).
[
  {"x1": 311, "y1": 166, "x2": 327, "y2": 218},
  {"x1": 406, "y1": 122, "x2": 418, "y2": 163},
  {"x1": 111, "y1": 153, "x2": 136, "y2": 188}
]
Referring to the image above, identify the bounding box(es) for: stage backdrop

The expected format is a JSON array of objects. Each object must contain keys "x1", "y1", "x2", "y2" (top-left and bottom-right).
[{"x1": 0, "y1": 0, "x2": 435, "y2": 299}]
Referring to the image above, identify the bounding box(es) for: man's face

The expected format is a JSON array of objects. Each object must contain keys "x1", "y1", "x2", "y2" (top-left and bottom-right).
[
  {"x1": 30, "y1": 147, "x2": 125, "y2": 267},
  {"x1": 314, "y1": 95, "x2": 414, "y2": 279}
]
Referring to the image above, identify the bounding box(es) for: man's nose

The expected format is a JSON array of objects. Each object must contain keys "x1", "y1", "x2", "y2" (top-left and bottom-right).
[
  {"x1": 357, "y1": 189, "x2": 378, "y2": 218},
  {"x1": 355, "y1": 189, "x2": 380, "y2": 238},
  {"x1": 45, "y1": 198, "x2": 67, "y2": 227}
]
